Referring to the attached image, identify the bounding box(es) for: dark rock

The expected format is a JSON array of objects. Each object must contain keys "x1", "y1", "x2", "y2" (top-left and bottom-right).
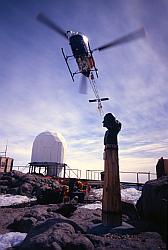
[
  {"x1": 8, "y1": 177, "x2": 17, "y2": 187},
  {"x1": 37, "y1": 188, "x2": 61, "y2": 204},
  {"x1": 86, "y1": 234, "x2": 111, "y2": 248},
  {"x1": 24, "y1": 207, "x2": 48, "y2": 220},
  {"x1": 122, "y1": 201, "x2": 139, "y2": 221},
  {"x1": 21, "y1": 173, "x2": 38, "y2": 184},
  {"x1": 5, "y1": 205, "x2": 63, "y2": 234},
  {"x1": 1, "y1": 175, "x2": 13, "y2": 182},
  {"x1": 0, "y1": 171, "x2": 62, "y2": 202},
  {"x1": 20, "y1": 183, "x2": 33, "y2": 197},
  {"x1": 8, "y1": 187, "x2": 19, "y2": 195},
  {"x1": 64, "y1": 235, "x2": 94, "y2": 250},
  {"x1": 67, "y1": 231, "x2": 166, "y2": 250},
  {"x1": 54, "y1": 203, "x2": 77, "y2": 217},
  {"x1": 0, "y1": 185, "x2": 8, "y2": 193},
  {"x1": 136, "y1": 176, "x2": 168, "y2": 229},
  {"x1": 69, "y1": 207, "x2": 102, "y2": 233},
  {"x1": 7, "y1": 204, "x2": 84, "y2": 234},
  {"x1": 0, "y1": 207, "x2": 29, "y2": 234},
  {"x1": 19, "y1": 220, "x2": 76, "y2": 249},
  {"x1": 12, "y1": 171, "x2": 25, "y2": 179},
  {"x1": 91, "y1": 218, "x2": 102, "y2": 224},
  {"x1": 0, "y1": 179, "x2": 9, "y2": 185},
  {"x1": 9, "y1": 216, "x2": 37, "y2": 233},
  {"x1": 23, "y1": 205, "x2": 61, "y2": 221}
]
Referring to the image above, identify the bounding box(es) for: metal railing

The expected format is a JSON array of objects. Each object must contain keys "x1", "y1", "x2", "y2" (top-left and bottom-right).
[
  {"x1": 64, "y1": 165, "x2": 81, "y2": 179},
  {"x1": 12, "y1": 165, "x2": 156, "y2": 185},
  {"x1": 86, "y1": 169, "x2": 102, "y2": 180},
  {"x1": 86, "y1": 169, "x2": 156, "y2": 184},
  {"x1": 12, "y1": 164, "x2": 82, "y2": 179}
]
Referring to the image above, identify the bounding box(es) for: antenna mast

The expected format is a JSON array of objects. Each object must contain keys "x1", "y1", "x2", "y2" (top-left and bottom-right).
[{"x1": 0, "y1": 140, "x2": 8, "y2": 157}]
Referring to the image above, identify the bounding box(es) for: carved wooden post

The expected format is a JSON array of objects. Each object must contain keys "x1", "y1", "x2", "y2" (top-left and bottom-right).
[
  {"x1": 102, "y1": 144, "x2": 122, "y2": 226},
  {"x1": 102, "y1": 113, "x2": 122, "y2": 226}
]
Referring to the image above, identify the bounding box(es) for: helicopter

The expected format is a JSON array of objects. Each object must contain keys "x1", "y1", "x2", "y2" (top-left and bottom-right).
[
  {"x1": 37, "y1": 13, "x2": 145, "y2": 92},
  {"x1": 37, "y1": 13, "x2": 145, "y2": 115}
]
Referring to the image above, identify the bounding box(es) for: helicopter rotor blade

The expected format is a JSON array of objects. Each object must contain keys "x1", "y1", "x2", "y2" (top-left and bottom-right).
[
  {"x1": 93, "y1": 27, "x2": 145, "y2": 52},
  {"x1": 37, "y1": 13, "x2": 68, "y2": 39},
  {"x1": 79, "y1": 75, "x2": 88, "y2": 94}
]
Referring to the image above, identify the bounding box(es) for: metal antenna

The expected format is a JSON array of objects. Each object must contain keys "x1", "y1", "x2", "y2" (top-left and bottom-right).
[
  {"x1": 0, "y1": 140, "x2": 8, "y2": 157},
  {"x1": 5, "y1": 140, "x2": 8, "y2": 157}
]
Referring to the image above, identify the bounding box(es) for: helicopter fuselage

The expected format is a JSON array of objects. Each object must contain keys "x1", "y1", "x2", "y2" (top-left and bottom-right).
[{"x1": 69, "y1": 32, "x2": 96, "y2": 78}]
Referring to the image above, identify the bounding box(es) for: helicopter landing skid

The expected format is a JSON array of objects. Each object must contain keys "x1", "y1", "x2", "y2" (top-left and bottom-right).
[{"x1": 61, "y1": 48, "x2": 75, "y2": 82}]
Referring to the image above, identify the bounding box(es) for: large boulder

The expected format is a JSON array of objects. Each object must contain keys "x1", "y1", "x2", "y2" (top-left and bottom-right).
[
  {"x1": 136, "y1": 176, "x2": 168, "y2": 233},
  {"x1": 20, "y1": 221, "x2": 75, "y2": 249},
  {"x1": 19, "y1": 218, "x2": 84, "y2": 249}
]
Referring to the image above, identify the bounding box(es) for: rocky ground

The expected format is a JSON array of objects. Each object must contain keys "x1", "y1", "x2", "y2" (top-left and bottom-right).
[
  {"x1": 0, "y1": 203, "x2": 166, "y2": 249},
  {"x1": 0, "y1": 171, "x2": 167, "y2": 249}
]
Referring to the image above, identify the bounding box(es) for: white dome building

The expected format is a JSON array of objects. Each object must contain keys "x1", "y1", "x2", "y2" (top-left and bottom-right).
[{"x1": 30, "y1": 131, "x2": 66, "y2": 176}]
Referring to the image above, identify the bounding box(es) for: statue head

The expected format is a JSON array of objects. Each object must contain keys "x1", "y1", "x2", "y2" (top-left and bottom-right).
[
  {"x1": 103, "y1": 113, "x2": 121, "y2": 145},
  {"x1": 102, "y1": 113, "x2": 115, "y2": 129}
]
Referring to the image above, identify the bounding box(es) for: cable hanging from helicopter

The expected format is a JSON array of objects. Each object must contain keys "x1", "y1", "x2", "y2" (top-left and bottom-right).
[
  {"x1": 36, "y1": 13, "x2": 145, "y2": 115},
  {"x1": 88, "y1": 72, "x2": 109, "y2": 116}
]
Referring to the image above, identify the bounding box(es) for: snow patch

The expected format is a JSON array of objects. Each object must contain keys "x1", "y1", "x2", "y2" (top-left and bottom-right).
[
  {"x1": 121, "y1": 188, "x2": 141, "y2": 205},
  {"x1": 0, "y1": 194, "x2": 36, "y2": 207},
  {"x1": 0, "y1": 232, "x2": 27, "y2": 250},
  {"x1": 81, "y1": 187, "x2": 141, "y2": 209}
]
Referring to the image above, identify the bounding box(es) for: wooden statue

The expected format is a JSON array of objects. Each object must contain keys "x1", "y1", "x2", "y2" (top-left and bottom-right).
[{"x1": 102, "y1": 113, "x2": 122, "y2": 226}]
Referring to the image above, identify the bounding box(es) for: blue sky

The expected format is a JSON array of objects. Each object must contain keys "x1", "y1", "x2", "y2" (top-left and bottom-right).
[{"x1": 0, "y1": 0, "x2": 168, "y2": 178}]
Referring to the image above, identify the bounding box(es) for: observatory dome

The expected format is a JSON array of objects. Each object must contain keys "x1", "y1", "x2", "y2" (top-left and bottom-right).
[{"x1": 31, "y1": 131, "x2": 66, "y2": 164}]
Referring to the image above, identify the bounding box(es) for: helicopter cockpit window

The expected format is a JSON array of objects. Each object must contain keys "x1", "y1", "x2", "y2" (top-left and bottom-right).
[{"x1": 70, "y1": 35, "x2": 88, "y2": 56}]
